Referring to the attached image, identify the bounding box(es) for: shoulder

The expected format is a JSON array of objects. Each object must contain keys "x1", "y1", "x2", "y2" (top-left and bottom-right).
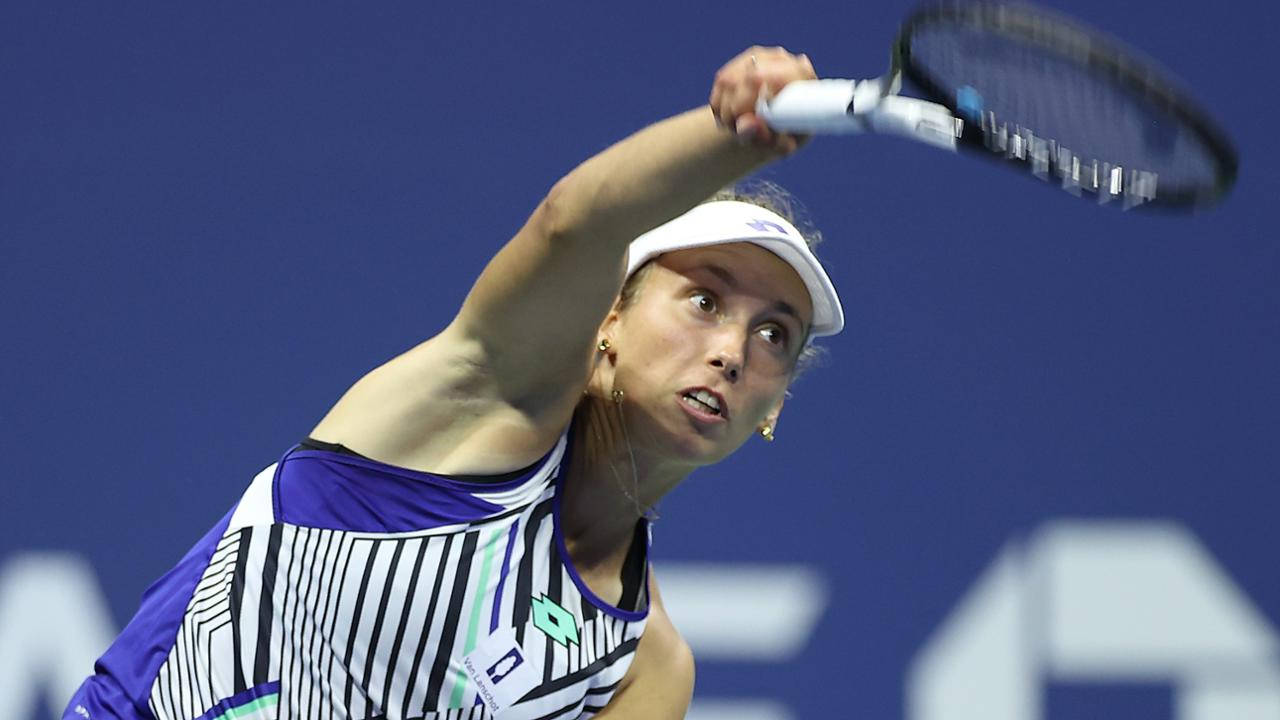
[
  {"x1": 642, "y1": 570, "x2": 694, "y2": 673},
  {"x1": 594, "y1": 568, "x2": 694, "y2": 719},
  {"x1": 638, "y1": 596, "x2": 695, "y2": 688},
  {"x1": 310, "y1": 323, "x2": 576, "y2": 475}
]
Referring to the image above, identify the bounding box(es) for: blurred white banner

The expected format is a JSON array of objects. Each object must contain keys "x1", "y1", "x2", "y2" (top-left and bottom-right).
[
  {"x1": 0, "y1": 554, "x2": 115, "y2": 720},
  {"x1": 907, "y1": 520, "x2": 1280, "y2": 720}
]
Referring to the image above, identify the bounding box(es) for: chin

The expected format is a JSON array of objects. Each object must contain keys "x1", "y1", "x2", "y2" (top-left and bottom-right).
[
  {"x1": 625, "y1": 393, "x2": 746, "y2": 466},
  {"x1": 659, "y1": 423, "x2": 745, "y2": 468}
]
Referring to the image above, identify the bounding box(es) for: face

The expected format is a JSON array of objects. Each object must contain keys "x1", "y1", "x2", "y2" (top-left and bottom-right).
[{"x1": 596, "y1": 242, "x2": 814, "y2": 466}]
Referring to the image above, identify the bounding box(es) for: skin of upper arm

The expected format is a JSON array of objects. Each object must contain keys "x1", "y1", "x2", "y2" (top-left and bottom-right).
[
  {"x1": 453, "y1": 187, "x2": 629, "y2": 409},
  {"x1": 310, "y1": 323, "x2": 565, "y2": 473},
  {"x1": 309, "y1": 186, "x2": 633, "y2": 470},
  {"x1": 593, "y1": 571, "x2": 695, "y2": 719}
]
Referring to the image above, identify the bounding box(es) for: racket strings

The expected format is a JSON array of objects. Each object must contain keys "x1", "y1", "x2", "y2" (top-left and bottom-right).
[
  {"x1": 913, "y1": 27, "x2": 1216, "y2": 182},
  {"x1": 900, "y1": 4, "x2": 1235, "y2": 208}
]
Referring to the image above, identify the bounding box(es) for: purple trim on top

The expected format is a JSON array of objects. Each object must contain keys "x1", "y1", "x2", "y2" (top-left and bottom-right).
[
  {"x1": 62, "y1": 670, "x2": 149, "y2": 720},
  {"x1": 490, "y1": 520, "x2": 521, "y2": 632},
  {"x1": 193, "y1": 681, "x2": 281, "y2": 720},
  {"x1": 66, "y1": 506, "x2": 238, "y2": 720},
  {"x1": 551, "y1": 437, "x2": 650, "y2": 622},
  {"x1": 272, "y1": 446, "x2": 554, "y2": 533}
]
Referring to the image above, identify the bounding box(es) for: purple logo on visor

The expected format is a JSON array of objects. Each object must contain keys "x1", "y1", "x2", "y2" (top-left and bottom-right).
[{"x1": 746, "y1": 219, "x2": 788, "y2": 234}]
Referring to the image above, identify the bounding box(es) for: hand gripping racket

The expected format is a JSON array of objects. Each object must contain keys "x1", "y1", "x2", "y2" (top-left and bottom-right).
[{"x1": 758, "y1": 1, "x2": 1238, "y2": 210}]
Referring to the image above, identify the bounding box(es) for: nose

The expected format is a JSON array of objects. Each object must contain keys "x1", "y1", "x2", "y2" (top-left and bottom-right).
[{"x1": 707, "y1": 333, "x2": 744, "y2": 382}]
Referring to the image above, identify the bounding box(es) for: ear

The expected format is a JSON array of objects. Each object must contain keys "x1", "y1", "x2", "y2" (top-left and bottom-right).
[
  {"x1": 584, "y1": 306, "x2": 627, "y2": 401},
  {"x1": 761, "y1": 393, "x2": 786, "y2": 434},
  {"x1": 596, "y1": 307, "x2": 622, "y2": 357}
]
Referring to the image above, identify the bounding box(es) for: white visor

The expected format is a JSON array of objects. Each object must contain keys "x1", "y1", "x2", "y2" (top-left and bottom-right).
[{"x1": 626, "y1": 201, "x2": 844, "y2": 338}]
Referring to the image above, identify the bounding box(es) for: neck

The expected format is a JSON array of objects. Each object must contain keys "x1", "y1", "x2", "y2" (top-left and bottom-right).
[{"x1": 560, "y1": 393, "x2": 689, "y2": 574}]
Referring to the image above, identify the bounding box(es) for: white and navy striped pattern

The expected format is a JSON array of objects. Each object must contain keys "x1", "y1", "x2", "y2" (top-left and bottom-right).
[{"x1": 147, "y1": 435, "x2": 647, "y2": 720}]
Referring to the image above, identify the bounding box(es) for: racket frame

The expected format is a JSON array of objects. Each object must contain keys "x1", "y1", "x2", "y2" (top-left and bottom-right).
[
  {"x1": 896, "y1": 1, "x2": 1237, "y2": 210},
  {"x1": 756, "y1": 1, "x2": 1238, "y2": 211}
]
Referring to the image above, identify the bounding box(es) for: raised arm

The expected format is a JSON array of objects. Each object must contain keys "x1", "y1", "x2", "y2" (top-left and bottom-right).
[{"x1": 312, "y1": 47, "x2": 816, "y2": 472}]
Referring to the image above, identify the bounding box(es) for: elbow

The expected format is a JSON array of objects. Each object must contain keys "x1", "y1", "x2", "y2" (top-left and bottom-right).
[
  {"x1": 537, "y1": 177, "x2": 577, "y2": 243},
  {"x1": 538, "y1": 172, "x2": 606, "y2": 245}
]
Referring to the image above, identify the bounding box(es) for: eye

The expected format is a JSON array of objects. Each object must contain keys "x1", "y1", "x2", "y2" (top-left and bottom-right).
[
  {"x1": 689, "y1": 292, "x2": 717, "y2": 314},
  {"x1": 757, "y1": 324, "x2": 787, "y2": 347}
]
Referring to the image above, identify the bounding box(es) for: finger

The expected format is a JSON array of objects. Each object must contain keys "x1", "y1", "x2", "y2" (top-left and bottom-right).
[
  {"x1": 714, "y1": 45, "x2": 806, "y2": 136},
  {"x1": 740, "y1": 45, "x2": 766, "y2": 66},
  {"x1": 716, "y1": 73, "x2": 742, "y2": 127},
  {"x1": 729, "y1": 70, "x2": 764, "y2": 118},
  {"x1": 720, "y1": 86, "x2": 745, "y2": 129},
  {"x1": 721, "y1": 99, "x2": 738, "y2": 131},
  {"x1": 798, "y1": 53, "x2": 817, "y2": 79},
  {"x1": 753, "y1": 119, "x2": 776, "y2": 146},
  {"x1": 736, "y1": 113, "x2": 776, "y2": 147},
  {"x1": 749, "y1": 61, "x2": 778, "y2": 98}
]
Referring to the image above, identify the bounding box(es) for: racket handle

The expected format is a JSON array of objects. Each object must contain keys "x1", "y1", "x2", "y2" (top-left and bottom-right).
[
  {"x1": 755, "y1": 79, "x2": 862, "y2": 134},
  {"x1": 758, "y1": 78, "x2": 960, "y2": 151}
]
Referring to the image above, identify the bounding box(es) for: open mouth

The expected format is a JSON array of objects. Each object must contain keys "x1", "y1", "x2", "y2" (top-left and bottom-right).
[{"x1": 680, "y1": 389, "x2": 723, "y2": 417}]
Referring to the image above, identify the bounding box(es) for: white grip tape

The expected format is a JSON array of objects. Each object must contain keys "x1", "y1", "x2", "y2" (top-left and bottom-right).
[
  {"x1": 865, "y1": 95, "x2": 959, "y2": 151},
  {"x1": 757, "y1": 78, "x2": 959, "y2": 151},
  {"x1": 755, "y1": 79, "x2": 861, "y2": 134}
]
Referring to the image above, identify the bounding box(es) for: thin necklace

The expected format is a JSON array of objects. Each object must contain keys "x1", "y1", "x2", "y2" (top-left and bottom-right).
[{"x1": 609, "y1": 388, "x2": 659, "y2": 522}]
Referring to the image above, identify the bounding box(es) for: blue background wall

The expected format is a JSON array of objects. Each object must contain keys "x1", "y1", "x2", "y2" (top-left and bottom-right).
[{"x1": 3, "y1": 1, "x2": 1278, "y2": 718}]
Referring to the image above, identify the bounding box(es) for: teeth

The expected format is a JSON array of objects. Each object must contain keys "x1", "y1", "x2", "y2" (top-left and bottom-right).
[
  {"x1": 683, "y1": 391, "x2": 721, "y2": 415},
  {"x1": 693, "y1": 390, "x2": 721, "y2": 411}
]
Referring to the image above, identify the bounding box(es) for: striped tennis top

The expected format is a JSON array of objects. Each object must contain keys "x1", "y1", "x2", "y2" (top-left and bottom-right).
[{"x1": 65, "y1": 430, "x2": 650, "y2": 720}]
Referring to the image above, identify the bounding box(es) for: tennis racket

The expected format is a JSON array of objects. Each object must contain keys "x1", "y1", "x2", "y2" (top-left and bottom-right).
[{"x1": 758, "y1": 0, "x2": 1238, "y2": 210}]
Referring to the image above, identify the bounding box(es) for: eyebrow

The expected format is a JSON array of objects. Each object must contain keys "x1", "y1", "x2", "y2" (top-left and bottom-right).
[
  {"x1": 772, "y1": 300, "x2": 802, "y2": 325},
  {"x1": 695, "y1": 263, "x2": 738, "y2": 290}
]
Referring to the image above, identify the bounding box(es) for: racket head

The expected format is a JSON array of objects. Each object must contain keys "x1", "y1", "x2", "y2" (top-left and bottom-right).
[{"x1": 893, "y1": 1, "x2": 1238, "y2": 210}]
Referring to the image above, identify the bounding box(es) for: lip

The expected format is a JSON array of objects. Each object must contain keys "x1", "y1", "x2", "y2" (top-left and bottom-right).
[{"x1": 677, "y1": 387, "x2": 729, "y2": 424}]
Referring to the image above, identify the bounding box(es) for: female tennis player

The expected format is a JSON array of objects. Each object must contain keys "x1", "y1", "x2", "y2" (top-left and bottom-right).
[{"x1": 66, "y1": 46, "x2": 843, "y2": 720}]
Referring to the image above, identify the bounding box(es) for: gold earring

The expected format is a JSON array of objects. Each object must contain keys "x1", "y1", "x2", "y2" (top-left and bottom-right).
[
  {"x1": 598, "y1": 338, "x2": 611, "y2": 352},
  {"x1": 611, "y1": 389, "x2": 625, "y2": 404},
  {"x1": 759, "y1": 425, "x2": 775, "y2": 442}
]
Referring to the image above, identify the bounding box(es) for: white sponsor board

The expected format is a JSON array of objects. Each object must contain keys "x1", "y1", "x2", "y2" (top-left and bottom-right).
[
  {"x1": 0, "y1": 554, "x2": 116, "y2": 720},
  {"x1": 907, "y1": 520, "x2": 1280, "y2": 720}
]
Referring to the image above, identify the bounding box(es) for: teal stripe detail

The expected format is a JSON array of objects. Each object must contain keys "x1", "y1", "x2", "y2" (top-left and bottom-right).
[
  {"x1": 210, "y1": 692, "x2": 279, "y2": 720},
  {"x1": 449, "y1": 527, "x2": 504, "y2": 708}
]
